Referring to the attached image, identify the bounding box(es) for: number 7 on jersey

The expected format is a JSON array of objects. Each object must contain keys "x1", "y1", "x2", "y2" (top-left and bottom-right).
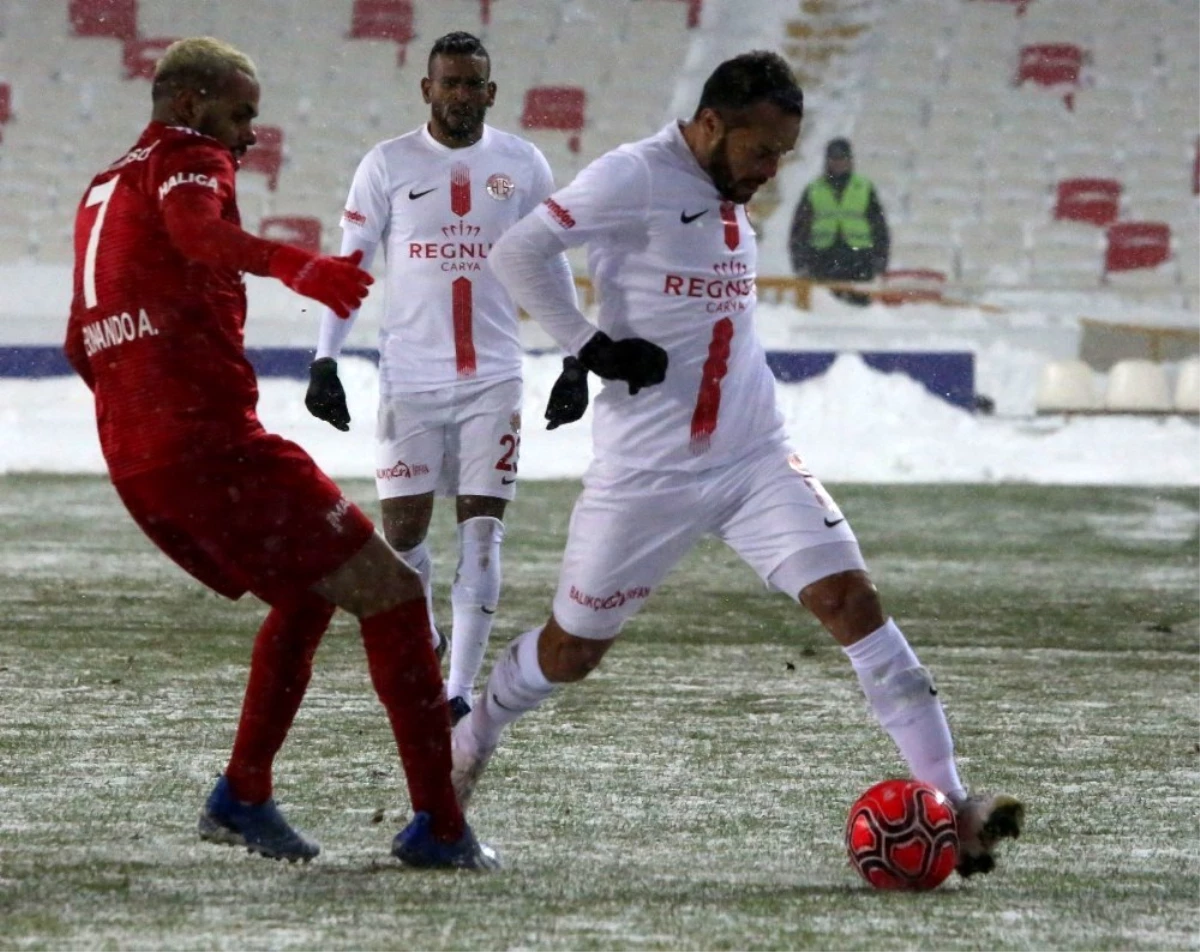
[{"x1": 82, "y1": 177, "x2": 118, "y2": 309}]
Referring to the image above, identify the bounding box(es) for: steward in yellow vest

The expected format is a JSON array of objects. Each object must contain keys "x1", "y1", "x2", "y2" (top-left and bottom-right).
[{"x1": 788, "y1": 139, "x2": 890, "y2": 303}]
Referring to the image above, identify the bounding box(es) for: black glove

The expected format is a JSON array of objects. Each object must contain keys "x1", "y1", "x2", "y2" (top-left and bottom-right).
[
  {"x1": 577, "y1": 330, "x2": 668, "y2": 396},
  {"x1": 306, "y1": 357, "x2": 350, "y2": 431},
  {"x1": 545, "y1": 356, "x2": 589, "y2": 430}
]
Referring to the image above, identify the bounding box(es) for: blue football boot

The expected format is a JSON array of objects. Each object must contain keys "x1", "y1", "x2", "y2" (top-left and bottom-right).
[
  {"x1": 198, "y1": 775, "x2": 320, "y2": 863},
  {"x1": 391, "y1": 811, "x2": 500, "y2": 871}
]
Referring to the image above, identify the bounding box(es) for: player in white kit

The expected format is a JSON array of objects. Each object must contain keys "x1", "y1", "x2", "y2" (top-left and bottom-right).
[
  {"x1": 306, "y1": 33, "x2": 578, "y2": 722},
  {"x1": 451, "y1": 51, "x2": 1024, "y2": 878}
]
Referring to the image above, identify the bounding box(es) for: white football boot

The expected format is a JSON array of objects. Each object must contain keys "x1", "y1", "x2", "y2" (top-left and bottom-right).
[
  {"x1": 953, "y1": 793, "x2": 1025, "y2": 877},
  {"x1": 450, "y1": 717, "x2": 496, "y2": 809}
]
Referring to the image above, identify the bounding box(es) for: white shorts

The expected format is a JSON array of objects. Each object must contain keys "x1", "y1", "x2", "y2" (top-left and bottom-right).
[
  {"x1": 551, "y1": 440, "x2": 867, "y2": 639},
  {"x1": 374, "y1": 377, "x2": 522, "y2": 501}
]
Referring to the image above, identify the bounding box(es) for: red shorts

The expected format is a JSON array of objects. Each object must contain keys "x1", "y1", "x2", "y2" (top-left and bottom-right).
[{"x1": 113, "y1": 434, "x2": 376, "y2": 605}]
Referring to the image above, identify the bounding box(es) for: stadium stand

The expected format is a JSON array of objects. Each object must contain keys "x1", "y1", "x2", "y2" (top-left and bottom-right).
[
  {"x1": 0, "y1": 0, "x2": 1194, "y2": 295},
  {"x1": 853, "y1": 0, "x2": 1199, "y2": 292},
  {"x1": 0, "y1": 0, "x2": 699, "y2": 258}
]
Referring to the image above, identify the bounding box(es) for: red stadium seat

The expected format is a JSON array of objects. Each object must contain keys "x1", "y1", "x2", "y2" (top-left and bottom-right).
[
  {"x1": 521, "y1": 87, "x2": 586, "y2": 132},
  {"x1": 480, "y1": 0, "x2": 491, "y2": 25},
  {"x1": 123, "y1": 37, "x2": 178, "y2": 81},
  {"x1": 1054, "y1": 178, "x2": 1121, "y2": 227},
  {"x1": 521, "y1": 87, "x2": 587, "y2": 154},
  {"x1": 348, "y1": 0, "x2": 413, "y2": 64},
  {"x1": 240, "y1": 126, "x2": 284, "y2": 191},
  {"x1": 260, "y1": 216, "x2": 322, "y2": 254},
  {"x1": 69, "y1": 0, "x2": 138, "y2": 40},
  {"x1": 0, "y1": 84, "x2": 11, "y2": 125},
  {"x1": 1016, "y1": 44, "x2": 1084, "y2": 87},
  {"x1": 1104, "y1": 222, "x2": 1171, "y2": 273},
  {"x1": 878, "y1": 269, "x2": 947, "y2": 305}
]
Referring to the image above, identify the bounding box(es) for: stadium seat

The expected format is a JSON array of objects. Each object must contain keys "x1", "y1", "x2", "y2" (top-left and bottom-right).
[
  {"x1": 1104, "y1": 359, "x2": 1172, "y2": 412},
  {"x1": 68, "y1": 0, "x2": 138, "y2": 40},
  {"x1": 1032, "y1": 221, "x2": 1103, "y2": 251},
  {"x1": 260, "y1": 215, "x2": 322, "y2": 254},
  {"x1": 1054, "y1": 178, "x2": 1121, "y2": 226},
  {"x1": 123, "y1": 38, "x2": 178, "y2": 81},
  {"x1": 878, "y1": 268, "x2": 947, "y2": 305},
  {"x1": 347, "y1": 0, "x2": 413, "y2": 65},
  {"x1": 240, "y1": 125, "x2": 285, "y2": 192},
  {"x1": 1174, "y1": 358, "x2": 1200, "y2": 413},
  {"x1": 1031, "y1": 244, "x2": 1101, "y2": 286},
  {"x1": 889, "y1": 240, "x2": 957, "y2": 276},
  {"x1": 1104, "y1": 222, "x2": 1171, "y2": 273},
  {"x1": 1035, "y1": 359, "x2": 1098, "y2": 413},
  {"x1": 1015, "y1": 44, "x2": 1084, "y2": 87},
  {"x1": 521, "y1": 86, "x2": 586, "y2": 153}
]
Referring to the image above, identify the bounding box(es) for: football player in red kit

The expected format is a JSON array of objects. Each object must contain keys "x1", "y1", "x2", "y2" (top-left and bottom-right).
[{"x1": 62, "y1": 36, "x2": 496, "y2": 870}]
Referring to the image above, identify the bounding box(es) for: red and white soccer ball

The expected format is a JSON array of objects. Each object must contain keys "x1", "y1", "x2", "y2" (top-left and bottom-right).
[{"x1": 845, "y1": 779, "x2": 959, "y2": 891}]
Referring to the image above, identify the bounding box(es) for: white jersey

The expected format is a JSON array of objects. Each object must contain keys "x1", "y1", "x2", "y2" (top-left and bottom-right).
[
  {"x1": 532, "y1": 121, "x2": 786, "y2": 473},
  {"x1": 340, "y1": 123, "x2": 555, "y2": 394}
]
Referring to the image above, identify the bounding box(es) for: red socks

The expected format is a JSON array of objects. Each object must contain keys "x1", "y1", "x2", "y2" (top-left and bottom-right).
[
  {"x1": 360, "y1": 598, "x2": 465, "y2": 842},
  {"x1": 225, "y1": 591, "x2": 335, "y2": 804}
]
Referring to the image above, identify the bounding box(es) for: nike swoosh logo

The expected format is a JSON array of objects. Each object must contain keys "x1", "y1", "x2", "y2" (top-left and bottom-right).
[
  {"x1": 680, "y1": 209, "x2": 709, "y2": 224},
  {"x1": 408, "y1": 187, "x2": 437, "y2": 200},
  {"x1": 824, "y1": 517, "x2": 846, "y2": 528},
  {"x1": 480, "y1": 606, "x2": 495, "y2": 615},
  {"x1": 500, "y1": 476, "x2": 516, "y2": 485},
  {"x1": 491, "y1": 692, "x2": 518, "y2": 712}
]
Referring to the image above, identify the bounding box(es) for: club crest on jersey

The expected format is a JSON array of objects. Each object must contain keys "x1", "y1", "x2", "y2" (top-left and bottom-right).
[{"x1": 486, "y1": 173, "x2": 515, "y2": 200}]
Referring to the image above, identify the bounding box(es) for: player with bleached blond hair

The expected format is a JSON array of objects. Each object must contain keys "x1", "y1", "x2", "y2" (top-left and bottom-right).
[{"x1": 64, "y1": 35, "x2": 496, "y2": 871}]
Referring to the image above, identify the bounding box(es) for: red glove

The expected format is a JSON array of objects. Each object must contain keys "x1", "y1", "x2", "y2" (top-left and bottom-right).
[{"x1": 269, "y1": 247, "x2": 373, "y2": 319}]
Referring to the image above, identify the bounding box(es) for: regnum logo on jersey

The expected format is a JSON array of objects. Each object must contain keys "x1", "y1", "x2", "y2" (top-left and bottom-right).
[{"x1": 660, "y1": 264, "x2": 756, "y2": 314}]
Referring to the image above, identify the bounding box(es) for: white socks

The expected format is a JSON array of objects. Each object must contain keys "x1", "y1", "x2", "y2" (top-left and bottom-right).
[
  {"x1": 844, "y1": 618, "x2": 967, "y2": 802},
  {"x1": 397, "y1": 540, "x2": 440, "y2": 651},
  {"x1": 468, "y1": 625, "x2": 555, "y2": 750},
  {"x1": 447, "y1": 516, "x2": 505, "y2": 703}
]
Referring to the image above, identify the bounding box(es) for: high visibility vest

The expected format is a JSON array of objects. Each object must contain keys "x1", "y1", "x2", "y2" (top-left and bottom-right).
[{"x1": 808, "y1": 174, "x2": 874, "y2": 250}]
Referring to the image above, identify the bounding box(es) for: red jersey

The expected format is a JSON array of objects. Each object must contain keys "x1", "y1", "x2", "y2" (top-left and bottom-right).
[{"x1": 64, "y1": 122, "x2": 270, "y2": 481}]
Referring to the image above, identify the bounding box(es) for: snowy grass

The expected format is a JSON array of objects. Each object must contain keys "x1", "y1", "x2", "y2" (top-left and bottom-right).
[{"x1": 0, "y1": 477, "x2": 1197, "y2": 950}]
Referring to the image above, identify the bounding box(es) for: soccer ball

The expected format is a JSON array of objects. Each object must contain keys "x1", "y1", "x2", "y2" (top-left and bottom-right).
[{"x1": 845, "y1": 779, "x2": 959, "y2": 890}]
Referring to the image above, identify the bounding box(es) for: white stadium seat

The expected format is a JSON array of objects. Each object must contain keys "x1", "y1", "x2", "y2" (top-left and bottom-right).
[
  {"x1": 1035, "y1": 359, "x2": 1099, "y2": 413},
  {"x1": 1105, "y1": 359, "x2": 1173, "y2": 412},
  {"x1": 1174, "y1": 358, "x2": 1200, "y2": 413}
]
